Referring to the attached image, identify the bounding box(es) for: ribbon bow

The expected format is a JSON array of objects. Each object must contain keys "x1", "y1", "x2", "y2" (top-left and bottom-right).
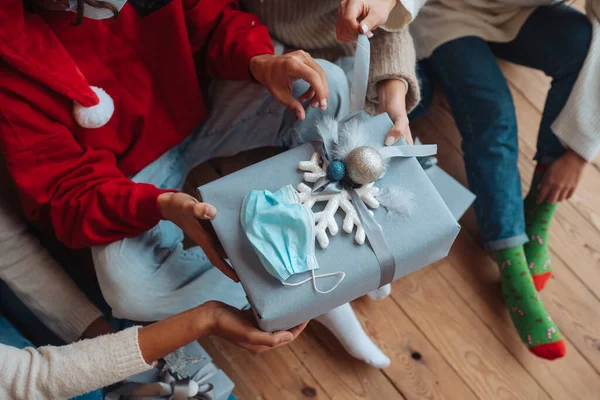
[
  {"x1": 310, "y1": 35, "x2": 437, "y2": 288},
  {"x1": 105, "y1": 363, "x2": 218, "y2": 400}
]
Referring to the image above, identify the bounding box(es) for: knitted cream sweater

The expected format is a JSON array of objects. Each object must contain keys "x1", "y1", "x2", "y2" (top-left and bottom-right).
[
  {"x1": 411, "y1": 0, "x2": 600, "y2": 161},
  {"x1": 241, "y1": 0, "x2": 427, "y2": 113},
  {"x1": 0, "y1": 199, "x2": 151, "y2": 399}
]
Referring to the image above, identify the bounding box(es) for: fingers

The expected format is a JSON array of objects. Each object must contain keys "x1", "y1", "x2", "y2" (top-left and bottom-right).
[
  {"x1": 247, "y1": 329, "x2": 294, "y2": 348},
  {"x1": 191, "y1": 201, "x2": 216, "y2": 220},
  {"x1": 566, "y1": 188, "x2": 576, "y2": 201},
  {"x1": 208, "y1": 251, "x2": 239, "y2": 282},
  {"x1": 276, "y1": 89, "x2": 306, "y2": 121},
  {"x1": 547, "y1": 187, "x2": 561, "y2": 205},
  {"x1": 337, "y1": 0, "x2": 362, "y2": 42},
  {"x1": 404, "y1": 126, "x2": 414, "y2": 145},
  {"x1": 289, "y1": 321, "x2": 309, "y2": 338},
  {"x1": 198, "y1": 218, "x2": 228, "y2": 259},
  {"x1": 298, "y1": 87, "x2": 315, "y2": 104},
  {"x1": 288, "y1": 56, "x2": 328, "y2": 108},
  {"x1": 537, "y1": 176, "x2": 551, "y2": 204},
  {"x1": 187, "y1": 222, "x2": 239, "y2": 282},
  {"x1": 302, "y1": 55, "x2": 329, "y2": 106},
  {"x1": 359, "y1": 16, "x2": 380, "y2": 39},
  {"x1": 189, "y1": 203, "x2": 238, "y2": 280},
  {"x1": 384, "y1": 117, "x2": 410, "y2": 146}
]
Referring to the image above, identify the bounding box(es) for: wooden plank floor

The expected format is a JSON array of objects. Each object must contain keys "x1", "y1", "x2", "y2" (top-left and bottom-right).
[{"x1": 187, "y1": 36, "x2": 600, "y2": 400}]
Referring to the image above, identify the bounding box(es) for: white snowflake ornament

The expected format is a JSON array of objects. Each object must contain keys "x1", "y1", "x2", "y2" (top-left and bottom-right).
[{"x1": 297, "y1": 152, "x2": 380, "y2": 249}]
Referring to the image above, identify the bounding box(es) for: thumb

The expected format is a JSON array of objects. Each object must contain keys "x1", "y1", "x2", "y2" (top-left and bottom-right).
[
  {"x1": 384, "y1": 118, "x2": 409, "y2": 146},
  {"x1": 192, "y1": 202, "x2": 217, "y2": 219}
]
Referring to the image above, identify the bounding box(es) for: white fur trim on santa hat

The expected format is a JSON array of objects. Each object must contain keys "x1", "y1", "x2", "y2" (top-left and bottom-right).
[{"x1": 73, "y1": 86, "x2": 114, "y2": 129}]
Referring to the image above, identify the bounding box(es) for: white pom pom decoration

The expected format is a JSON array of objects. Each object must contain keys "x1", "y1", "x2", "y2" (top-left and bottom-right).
[{"x1": 73, "y1": 86, "x2": 114, "y2": 129}]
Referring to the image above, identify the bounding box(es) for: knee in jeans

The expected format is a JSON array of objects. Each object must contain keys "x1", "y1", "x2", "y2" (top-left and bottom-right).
[
  {"x1": 316, "y1": 59, "x2": 350, "y2": 120},
  {"x1": 105, "y1": 289, "x2": 159, "y2": 322},
  {"x1": 93, "y1": 245, "x2": 162, "y2": 322},
  {"x1": 462, "y1": 91, "x2": 518, "y2": 151},
  {"x1": 564, "y1": 19, "x2": 593, "y2": 70}
]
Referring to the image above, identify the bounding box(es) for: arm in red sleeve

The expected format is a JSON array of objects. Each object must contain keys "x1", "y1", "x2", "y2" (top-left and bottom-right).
[
  {"x1": 183, "y1": 0, "x2": 274, "y2": 80},
  {"x1": 0, "y1": 92, "x2": 171, "y2": 249}
]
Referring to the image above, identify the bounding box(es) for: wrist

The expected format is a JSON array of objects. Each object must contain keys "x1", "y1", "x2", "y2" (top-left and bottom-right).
[
  {"x1": 157, "y1": 192, "x2": 175, "y2": 218},
  {"x1": 565, "y1": 149, "x2": 587, "y2": 166},
  {"x1": 81, "y1": 317, "x2": 115, "y2": 339},
  {"x1": 249, "y1": 54, "x2": 274, "y2": 84},
  {"x1": 378, "y1": 79, "x2": 407, "y2": 98},
  {"x1": 378, "y1": 79, "x2": 407, "y2": 121},
  {"x1": 194, "y1": 301, "x2": 221, "y2": 337}
]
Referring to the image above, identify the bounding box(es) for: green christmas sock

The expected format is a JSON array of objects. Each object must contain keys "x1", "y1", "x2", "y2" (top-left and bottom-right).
[
  {"x1": 493, "y1": 246, "x2": 565, "y2": 360},
  {"x1": 524, "y1": 166, "x2": 557, "y2": 290}
]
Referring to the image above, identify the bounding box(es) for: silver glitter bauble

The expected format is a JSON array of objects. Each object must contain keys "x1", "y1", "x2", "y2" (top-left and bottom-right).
[{"x1": 344, "y1": 146, "x2": 384, "y2": 185}]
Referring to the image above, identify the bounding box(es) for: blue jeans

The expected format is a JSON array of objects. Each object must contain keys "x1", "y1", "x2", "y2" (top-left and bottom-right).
[
  {"x1": 0, "y1": 315, "x2": 103, "y2": 400},
  {"x1": 421, "y1": 5, "x2": 592, "y2": 250},
  {"x1": 91, "y1": 60, "x2": 350, "y2": 321}
]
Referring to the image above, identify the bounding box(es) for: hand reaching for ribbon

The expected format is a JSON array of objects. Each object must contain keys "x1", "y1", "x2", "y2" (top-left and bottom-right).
[
  {"x1": 378, "y1": 79, "x2": 413, "y2": 146},
  {"x1": 158, "y1": 192, "x2": 239, "y2": 282},
  {"x1": 250, "y1": 51, "x2": 329, "y2": 121}
]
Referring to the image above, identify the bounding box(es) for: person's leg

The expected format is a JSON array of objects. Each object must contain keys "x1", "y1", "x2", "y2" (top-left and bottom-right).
[
  {"x1": 315, "y1": 303, "x2": 390, "y2": 368},
  {"x1": 174, "y1": 60, "x2": 389, "y2": 367},
  {"x1": 408, "y1": 61, "x2": 433, "y2": 122},
  {"x1": 93, "y1": 60, "x2": 388, "y2": 366},
  {"x1": 426, "y1": 36, "x2": 564, "y2": 359},
  {"x1": 93, "y1": 60, "x2": 349, "y2": 321},
  {"x1": 490, "y1": 5, "x2": 593, "y2": 290},
  {"x1": 427, "y1": 36, "x2": 527, "y2": 250}
]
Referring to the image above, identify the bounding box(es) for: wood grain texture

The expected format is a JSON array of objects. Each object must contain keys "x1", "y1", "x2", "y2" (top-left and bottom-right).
[
  {"x1": 352, "y1": 295, "x2": 478, "y2": 400},
  {"x1": 416, "y1": 95, "x2": 600, "y2": 372},
  {"x1": 391, "y1": 266, "x2": 550, "y2": 400},
  {"x1": 182, "y1": 47, "x2": 600, "y2": 399}
]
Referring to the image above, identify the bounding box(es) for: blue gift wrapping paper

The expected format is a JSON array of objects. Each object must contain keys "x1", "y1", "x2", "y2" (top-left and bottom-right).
[{"x1": 198, "y1": 113, "x2": 461, "y2": 332}]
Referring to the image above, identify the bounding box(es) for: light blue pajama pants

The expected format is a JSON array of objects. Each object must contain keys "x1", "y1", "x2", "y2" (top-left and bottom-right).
[{"x1": 92, "y1": 60, "x2": 350, "y2": 321}]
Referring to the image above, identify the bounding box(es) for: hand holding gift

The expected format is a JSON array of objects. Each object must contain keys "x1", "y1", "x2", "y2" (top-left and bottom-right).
[
  {"x1": 198, "y1": 35, "x2": 461, "y2": 332},
  {"x1": 158, "y1": 192, "x2": 238, "y2": 282}
]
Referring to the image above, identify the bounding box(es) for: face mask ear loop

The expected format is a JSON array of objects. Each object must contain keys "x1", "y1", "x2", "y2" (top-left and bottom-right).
[
  {"x1": 282, "y1": 270, "x2": 346, "y2": 294},
  {"x1": 312, "y1": 269, "x2": 346, "y2": 294}
]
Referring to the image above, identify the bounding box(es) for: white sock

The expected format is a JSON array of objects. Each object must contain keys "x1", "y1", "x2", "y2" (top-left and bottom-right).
[
  {"x1": 315, "y1": 303, "x2": 390, "y2": 368},
  {"x1": 367, "y1": 283, "x2": 391, "y2": 300}
]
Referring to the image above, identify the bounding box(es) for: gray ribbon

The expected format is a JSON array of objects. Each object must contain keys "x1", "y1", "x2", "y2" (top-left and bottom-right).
[
  {"x1": 414, "y1": 138, "x2": 438, "y2": 170},
  {"x1": 349, "y1": 188, "x2": 395, "y2": 287},
  {"x1": 309, "y1": 35, "x2": 437, "y2": 287},
  {"x1": 312, "y1": 129, "x2": 435, "y2": 287},
  {"x1": 306, "y1": 35, "x2": 438, "y2": 287},
  {"x1": 349, "y1": 35, "x2": 370, "y2": 113}
]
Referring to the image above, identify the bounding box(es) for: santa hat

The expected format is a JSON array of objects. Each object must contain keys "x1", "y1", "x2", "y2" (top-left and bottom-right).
[{"x1": 0, "y1": 0, "x2": 114, "y2": 128}]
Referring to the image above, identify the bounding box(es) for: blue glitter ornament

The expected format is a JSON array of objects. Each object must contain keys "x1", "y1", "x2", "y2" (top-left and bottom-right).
[{"x1": 326, "y1": 160, "x2": 346, "y2": 181}]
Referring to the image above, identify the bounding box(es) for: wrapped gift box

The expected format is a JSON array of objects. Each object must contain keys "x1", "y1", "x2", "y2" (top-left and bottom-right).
[
  {"x1": 415, "y1": 138, "x2": 476, "y2": 221},
  {"x1": 115, "y1": 342, "x2": 234, "y2": 400},
  {"x1": 198, "y1": 114, "x2": 461, "y2": 332}
]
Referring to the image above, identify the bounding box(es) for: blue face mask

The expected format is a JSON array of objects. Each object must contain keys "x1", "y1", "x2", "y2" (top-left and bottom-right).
[{"x1": 241, "y1": 185, "x2": 344, "y2": 294}]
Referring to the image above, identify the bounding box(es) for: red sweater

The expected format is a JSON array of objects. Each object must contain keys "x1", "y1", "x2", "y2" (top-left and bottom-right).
[{"x1": 0, "y1": 0, "x2": 273, "y2": 248}]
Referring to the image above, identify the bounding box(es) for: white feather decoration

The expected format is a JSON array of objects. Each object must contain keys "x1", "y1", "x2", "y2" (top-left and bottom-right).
[
  {"x1": 331, "y1": 118, "x2": 368, "y2": 161},
  {"x1": 316, "y1": 116, "x2": 339, "y2": 144},
  {"x1": 376, "y1": 184, "x2": 416, "y2": 219}
]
